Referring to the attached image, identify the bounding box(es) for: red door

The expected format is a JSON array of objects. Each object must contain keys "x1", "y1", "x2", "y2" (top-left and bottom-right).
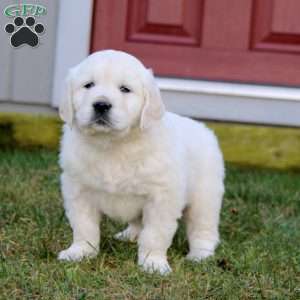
[{"x1": 91, "y1": 0, "x2": 300, "y2": 86}]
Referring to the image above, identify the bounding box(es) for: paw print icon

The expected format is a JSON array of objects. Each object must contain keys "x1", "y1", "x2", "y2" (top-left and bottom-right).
[{"x1": 5, "y1": 16, "x2": 45, "y2": 48}]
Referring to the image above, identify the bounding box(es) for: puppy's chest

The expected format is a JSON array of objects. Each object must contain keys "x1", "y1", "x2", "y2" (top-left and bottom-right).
[{"x1": 77, "y1": 150, "x2": 147, "y2": 195}]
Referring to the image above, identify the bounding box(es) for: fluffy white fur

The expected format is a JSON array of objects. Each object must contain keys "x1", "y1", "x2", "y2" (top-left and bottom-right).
[{"x1": 58, "y1": 50, "x2": 225, "y2": 274}]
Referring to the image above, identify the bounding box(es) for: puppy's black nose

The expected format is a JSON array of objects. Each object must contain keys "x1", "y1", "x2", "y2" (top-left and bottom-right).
[{"x1": 93, "y1": 101, "x2": 112, "y2": 115}]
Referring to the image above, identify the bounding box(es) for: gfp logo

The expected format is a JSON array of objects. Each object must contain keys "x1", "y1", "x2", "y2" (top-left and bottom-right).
[
  {"x1": 3, "y1": 4, "x2": 47, "y2": 48},
  {"x1": 4, "y1": 4, "x2": 47, "y2": 17}
]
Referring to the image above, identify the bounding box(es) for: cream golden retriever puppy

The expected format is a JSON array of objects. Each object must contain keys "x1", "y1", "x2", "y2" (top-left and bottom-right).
[{"x1": 58, "y1": 50, "x2": 224, "y2": 274}]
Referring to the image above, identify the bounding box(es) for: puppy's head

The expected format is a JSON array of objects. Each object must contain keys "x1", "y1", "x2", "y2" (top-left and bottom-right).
[{"x1": 59, "y1": 50, "x2": 165, "y2": 134}]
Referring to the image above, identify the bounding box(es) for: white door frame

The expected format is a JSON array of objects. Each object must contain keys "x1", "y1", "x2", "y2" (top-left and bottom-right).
[
  {"x1": 52, "y1": 0, "x2": 94, "y2": 107},
  {"x1": 52, "y1": 1, "x2": 300, "y2": 126}
]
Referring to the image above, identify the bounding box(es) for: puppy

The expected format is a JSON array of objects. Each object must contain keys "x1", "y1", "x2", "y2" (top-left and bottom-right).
[{"x1": 58, "y1": 50, "x2": 225, "y2": 274}]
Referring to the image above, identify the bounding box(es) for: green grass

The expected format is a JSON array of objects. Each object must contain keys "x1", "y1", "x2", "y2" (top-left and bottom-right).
[{"x1": 0, "y1": 150, "x2": 299, "y2": 299}]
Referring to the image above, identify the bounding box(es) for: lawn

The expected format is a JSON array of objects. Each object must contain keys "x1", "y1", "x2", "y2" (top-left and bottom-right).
[{"x1": 0, "y1": 150, "x2": 299, "y2": 299}]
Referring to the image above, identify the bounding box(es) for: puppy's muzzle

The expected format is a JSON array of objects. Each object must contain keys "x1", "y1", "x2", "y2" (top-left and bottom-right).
[{"x1": 92, "y1": 101, "x2": 112, "y2": 126}]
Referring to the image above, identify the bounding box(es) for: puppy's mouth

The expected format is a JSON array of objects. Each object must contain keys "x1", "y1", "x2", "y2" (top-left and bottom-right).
[
  {"x1": 95, "y1": 118, "x2": 109, "y2": 126},
  {"x1": 89, "y1": 114, "x2": 114, "y2": 129}
]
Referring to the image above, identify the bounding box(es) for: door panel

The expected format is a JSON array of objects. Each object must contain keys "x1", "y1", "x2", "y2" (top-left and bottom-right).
[
  {"x1": 127, "y1": 0, "x2": 203, "y2": 46},
  {"x1": 147, "y1": 0, "x2": 183, "y2": 25},
  {"x1": 91, "y1": 0, "x2": 300, "y2": 86},
  {"x1": 251, "y1": 0, "x2": 300, "y2": 53}
]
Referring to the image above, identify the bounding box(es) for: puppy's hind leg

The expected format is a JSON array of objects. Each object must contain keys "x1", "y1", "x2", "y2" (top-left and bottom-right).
[
  {"x1": 185, "y1": 177, "x2": 224, "y2": 262},
  {"x1": 114, "y1": 219, "x2": 142, "y2": 242}
]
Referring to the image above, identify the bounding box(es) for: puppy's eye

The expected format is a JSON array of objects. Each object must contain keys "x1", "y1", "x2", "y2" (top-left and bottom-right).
[
  {"x1": 84, "y1": 82, "x2": 95, "y2": 89},
  {"x1": 120, "y1": 85, "x2": 131, "y2": 93}
]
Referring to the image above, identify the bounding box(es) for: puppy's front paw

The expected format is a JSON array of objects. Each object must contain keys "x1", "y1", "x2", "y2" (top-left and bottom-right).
[
  {"x1": 139, "y1": 254, "x2": 172, "y2": 275},
  {"x1": 186, "y1": 239, "x2": 217, "y2": 262},
  {"x1": 58, "y1": 243, "x2": 98, "y2": 261}
]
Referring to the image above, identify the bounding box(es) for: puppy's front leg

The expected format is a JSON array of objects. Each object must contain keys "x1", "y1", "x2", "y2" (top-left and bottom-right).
[
  {"x1": 58, "y1": 174, "x2": 101, "y2": 261},
  {"x1": 138, "y1": 193, "x2": 181, "y2": 275}
]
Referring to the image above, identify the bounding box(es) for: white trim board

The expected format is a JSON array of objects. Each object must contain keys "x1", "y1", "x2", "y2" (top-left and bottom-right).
[
  {"x1": 51, "y1": 1, "x2": 300, "y2": 126},
  {"x1": 158, "y1": 78, "x2": 300, "y2": 127},
  {"x1": 157, "y1": 78, "x2": 300, "y2": 102}
]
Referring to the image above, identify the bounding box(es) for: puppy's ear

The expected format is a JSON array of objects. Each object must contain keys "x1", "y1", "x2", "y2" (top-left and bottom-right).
[
  {"x1": 140, "y1": 69, "x2": 165, "y2": 130},
  {"x1": 59, "y1": 70, "x2": 74, "y2": 128}
]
